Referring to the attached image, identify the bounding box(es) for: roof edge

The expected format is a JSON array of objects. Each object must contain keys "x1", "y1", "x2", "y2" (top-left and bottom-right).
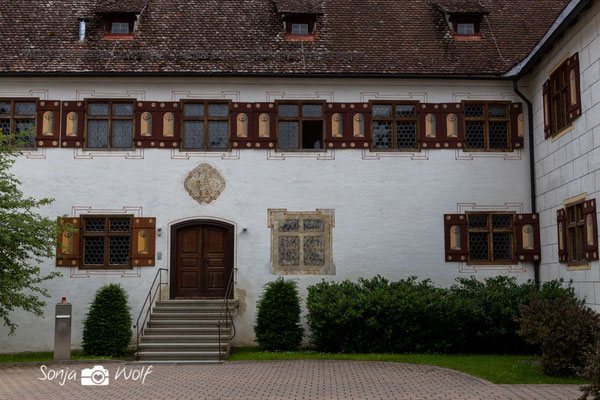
[{"x1": 505, "y1": 0, "x2": 591, "y2": 77}]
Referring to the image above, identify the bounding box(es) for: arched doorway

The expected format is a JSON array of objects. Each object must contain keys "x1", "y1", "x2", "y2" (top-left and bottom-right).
[{"x1": 170, "y1": 220, "x2": 234, "y2": 298}]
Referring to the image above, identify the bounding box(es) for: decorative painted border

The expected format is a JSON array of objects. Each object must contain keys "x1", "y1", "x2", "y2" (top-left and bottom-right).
[
  {"x1": 266, "y1": 91, "x2": 334, "y2": 102},
  {"x1": 361, "y1": 148, "x2": 430, "y2": 161},
  {"x1": 1, "y1": 89, "x2": 49, "y2": 159},
  {"x1": 73, "y1": 90, "x2": 146, "y2": 160},
  {"x1": 172, "y1": 91, "x2": 241, "y2": 102},
  {"x1": 170, "y1": 148, "x2": 241, "y2": 160},
  {"x1": 456, "y1": 202, "x2": 527, "y2": 273},
  {"x1": 360, "y1": 91, "x2": 428, "y2": 103},
  {"x1": 266, "y1": 148, "x2": 335, "y2": 160},
  {"x1": 455, "y1": 148, "x2": 523, "y2": 161},
  {"x1": 68, "y1": 206, "x2": 144, "y2": 278}
]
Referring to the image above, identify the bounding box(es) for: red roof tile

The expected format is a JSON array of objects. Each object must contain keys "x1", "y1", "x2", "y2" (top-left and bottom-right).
[{"x1": 0, "y1": 0, "x2": 571, "y2": 76}]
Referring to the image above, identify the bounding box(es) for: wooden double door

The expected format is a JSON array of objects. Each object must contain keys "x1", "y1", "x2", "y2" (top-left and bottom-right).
[{"x1": 171, "y1": 221, "x2": 233, "y2": 298}]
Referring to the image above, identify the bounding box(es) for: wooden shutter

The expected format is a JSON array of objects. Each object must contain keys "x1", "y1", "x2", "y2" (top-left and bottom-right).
[
  {"x1": 510, "y1": 102, "x2": 524, "y2": 150},
  {"x1": 132, "y1": 217, "x2": 156, "y2": 266},
  {"x1": 566, "y1": 53, "x2": 582, "y2": 121},
  {"x1": 56, "y1": 217, "x2": 81, "y2": 267},
  {"x1": 557, "y1": 208, "x2": 568, "y2": 263},
  {"x1": 231, "y1": 103, "x2": 276, "y2": 149},
  {"x1": 36, "y1": 100, "x2": 60, "y2": 148},
  {"x1": 583, "y1": 199, "x2": 599, "y2": 261},
  {"x1": 134, "y1": 101, "x2": 181, "y2": 149},
  {"x1": 543, "y1": 80, "x2": 552, "y2": 139},
  {"x1": 514, "y1": 213, "x2": 541, "y2": 262},
  {"x1": 419, "y1": 103, "x2": 464, "y2": 150},
  {"x1": 444, "y1": 214, "x2": 468, "y2": 262},
  {"x1": 61, "y1": 101, "x2": 85, "y2": 148}
]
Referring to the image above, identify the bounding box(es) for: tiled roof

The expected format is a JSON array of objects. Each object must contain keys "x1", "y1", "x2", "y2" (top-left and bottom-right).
[
  {"x1": 274, "y1": 0, "x2": 324, "y2": 14},
  {"x1": 0, "y1": 0, "x2": 571, "y2": 76},
  {"x1": 434, "y1": 0, "x2": 489, "y2": 14}
]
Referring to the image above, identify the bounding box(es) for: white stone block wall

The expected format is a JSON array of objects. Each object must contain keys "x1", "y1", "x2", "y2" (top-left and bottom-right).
[
  {"x1": 528, "y1": 0, "x2": 600, "y2": 312},
  {"x1": 0, "y1": 78, "x2": 533, "y2": 351}
]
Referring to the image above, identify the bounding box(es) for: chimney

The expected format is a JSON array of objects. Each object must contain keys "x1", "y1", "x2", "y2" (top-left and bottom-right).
[{"x1": 78, "y1": 18, "x2": 87, "y2": 42}]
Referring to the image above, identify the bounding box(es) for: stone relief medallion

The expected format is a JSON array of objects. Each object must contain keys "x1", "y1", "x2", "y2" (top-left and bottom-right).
[{"x1": 184, "y1": 163, "x2": 226, "y2": 204}]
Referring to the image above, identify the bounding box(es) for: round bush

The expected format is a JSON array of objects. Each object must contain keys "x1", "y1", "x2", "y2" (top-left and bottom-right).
[
  {"x1": 254, "y1": 278, "x2": 304, "y2": 351},
  {"x1": 82, "y1": 284, "x2": 132, "y2": 356}
]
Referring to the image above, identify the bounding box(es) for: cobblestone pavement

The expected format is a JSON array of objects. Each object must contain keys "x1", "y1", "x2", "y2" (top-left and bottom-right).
[{"x1": 0, "y1": 360, "x2": 584, "y2": 400}]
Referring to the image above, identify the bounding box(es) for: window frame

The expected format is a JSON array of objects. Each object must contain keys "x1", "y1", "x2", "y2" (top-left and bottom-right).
[
  {"x1": 284, "y1": 17, "x2": 316, "y2": 41},
  {"x1": 369, "y1": 100, "x2": 420, "y2": 152},
  {"x1": 180, "y1": 100, "x2": 231, "y2": 151},
  {"x1": 466, "y1": 212, "x2": 516, "y2": 265},
  {"x1": 549, "y1": 58, "x2": 572, "y2": 138},
  {"x1": 565, "y1": 200, "x2": 587, "y2": 267},
  {"x1": 275, "y1": 101, "x2": 325, "y2": 152},
  {"x1": 0, "y1": 98, "x2": 38, "y2": 149},
  {"x1": 81, "y1": 214, "x2": 133, "y2": 270},
  {"x1": 84, "y1": 99, "x2": 135, "y2": 150},
  {"x1": 463, "y1": 101, "x2": 512, "y2": 152},
  {"x1": 102, "y1": 15, "x2": 136, "y2": 40},
  {"x1": 450, "y1": 17, "x2": 481, "y2": 38}
]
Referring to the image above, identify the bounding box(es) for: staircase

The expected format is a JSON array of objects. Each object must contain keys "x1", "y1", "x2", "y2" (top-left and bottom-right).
[{"x1": 137, "y1": 299, "x2": 238, "y2": 362}]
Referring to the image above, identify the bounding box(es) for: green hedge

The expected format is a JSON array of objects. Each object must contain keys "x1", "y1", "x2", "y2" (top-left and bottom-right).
[{"x1": 306, "y1": 276, "x2": 570, "y2": 354}]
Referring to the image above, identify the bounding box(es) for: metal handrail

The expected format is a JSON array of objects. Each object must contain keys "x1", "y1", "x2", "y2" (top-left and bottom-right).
[
  {"x1": 134, "y1": 268, "x2": 168, "y2": 360},
  {"x1": 217, "y1": 267, "x2": 237, "y2": 362}
]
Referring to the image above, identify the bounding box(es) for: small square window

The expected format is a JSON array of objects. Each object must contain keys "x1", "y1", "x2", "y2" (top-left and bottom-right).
[
  {"x1": 456, "y1": 23, "x2": 475, "y2": 35},
  {"x1": 291, "y1": 23, "x2": 309, "y2": 35},
  {"x1": 111, "y1": 22, "x2": 130, "y2": 34}
]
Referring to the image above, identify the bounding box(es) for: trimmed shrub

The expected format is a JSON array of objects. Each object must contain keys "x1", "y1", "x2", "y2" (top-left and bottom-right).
[
  {"x1": 518, "y1": 284, "x2": 600, "y2": 376},
  {"x1": 82, "y1": 284, "x2": 132, "y2": 356},
  {"x1": 579, "y1": 339, "x2": 600, "y2": 400},
  {"x1": 306, "y1": 275, "x2": 573, "y2": 354},
  {"x1": 254, "y1": 278, "x2": 304, "y2": 351}
]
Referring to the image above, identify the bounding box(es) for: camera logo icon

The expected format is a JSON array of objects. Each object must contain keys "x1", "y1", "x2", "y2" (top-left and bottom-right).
[{"x1": 81, "y1": 365, "x2": 110, "y2": 386}]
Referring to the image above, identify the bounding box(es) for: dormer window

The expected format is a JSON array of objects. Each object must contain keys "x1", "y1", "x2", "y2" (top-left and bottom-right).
[
  {"x1": 291, "y1": 23, "x2": 309, "y2": 35},
  {"x1": 101, "y1": 14, "x2": 136, "y2": 40},
  {"x1": 450, "y1": 17, "x2": 481, "y2": 38},
  {"x1": 111, "y1": 22, "x2": 130, "y2": 35}
]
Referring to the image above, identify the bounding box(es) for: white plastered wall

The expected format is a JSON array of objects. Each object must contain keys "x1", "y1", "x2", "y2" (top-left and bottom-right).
[
  {"x1": 527, "y1": 0, "x2": 600, "y2": 312},
  {"x1": 0, "y1": 77, "x2": 533, "y2": 351}
]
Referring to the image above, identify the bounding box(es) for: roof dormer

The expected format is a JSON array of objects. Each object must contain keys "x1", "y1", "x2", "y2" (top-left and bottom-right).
[
  {"x1": 434, "y1": 0, "x2": 488, "y2": 40},
  {"x1": 274, "y1": 0, "x2": 323, "y2": 42},
  {"x1": 96, "y1": 0, "x2": 145, "y2": 41}
]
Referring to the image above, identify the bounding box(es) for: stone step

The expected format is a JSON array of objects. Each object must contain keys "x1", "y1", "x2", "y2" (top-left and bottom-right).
[
  {"x1": 148, "y1": 320, "x2": 230, "y2": 328},
  {"x1": 150, "y1": 312, "x2": 226, "y2": 320},
  {"x1": 140, "y1": 335, "x2": 226, "y2": 343},
  {"x1": 153, "y1": 306, "x2": 230, "y2": 313},
  {"x1": 138, "y1": 343, "x2": 226, "y2": 352},
  {"x1": 137, "y1": 351, "x2": 225, "y2": 361},
  {"x1": 144, "y1": 327, "x2": 230, "y2": 336},
  {"x1": 156, "y1": 300, "x2": 239, "y2": 307}
]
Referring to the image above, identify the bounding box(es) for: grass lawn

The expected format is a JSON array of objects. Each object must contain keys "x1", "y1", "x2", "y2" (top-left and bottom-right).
[
  {"x1": 0, "y1": 349, "x2": 135, "y2": 364},
  {"x1": 229, "y1": 347, "x2": 589, "y2": 385}
]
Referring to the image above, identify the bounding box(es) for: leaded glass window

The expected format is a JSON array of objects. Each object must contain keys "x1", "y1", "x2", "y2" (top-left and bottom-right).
[
  {"x1": 549, "y1": 62, "x2": 572, "y2": 136},
  {"x1": 565, "y1": 202, "x2": 585, "y2": 265},
  {"x1": 82, "y1": 215, "x2": 132, "y2": 268},
  {"x1": 86, "y1": 100, "x2": 134, "y2": 149},
  {"x1": 467, "y1": 213, "x2": 514, "y2": 264},
  {"x1": 277, "y1": 102, "x2": 324, "y2": 150},
  {"x1": 182, "y1": 102, "x2": 230, "y2": 150},
  {"x1": 464, "y1": 102, "x2": 511, "y2": 151},
  {"x1": 0, "y1": 99, "x2": 36, "y2": 148},
  {"x1": 269, "y1": 209, "x2": 334, "y2": 275},
  {"x1": 371, "y1": 102, "x2": 418, "y2": 150}
]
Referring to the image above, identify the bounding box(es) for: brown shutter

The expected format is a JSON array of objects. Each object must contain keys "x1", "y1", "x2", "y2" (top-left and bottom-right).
[
  {"x1": 583, "y1": 199, "x2": 599, "y2": 261},
  {"x1": 56, "y1": 217, "x2": 81, "y2": 267},
  {"x1": 510, "y1": 102, "x2": 524, "y2": 150},
  {"x1": 543, "y1": 80, "x2": 552, "y2": 139},
  {"x1": 36, "y1": 100, "x2": 60, "y2": 148},
  {"x1": 231, "y1": 103, "x2": 276, "y2": 150},
  {"x1": 132, "y1": 217, "x2": 156, "y2": 266},
  {"x1": 61, "y1": 101, "x2": 85, "y2": 148},
  {"x1": 557, "y1": 208, "x2": 568, "y2": 263},
  {"x1": 514, "y1": 213, "x2": 541, "y2": 262},
  {"x1": 134, "y1": 101, "x2": 181, "y2": 149},
  {"x1": 444, "y1": 214, "x2": 468, "y2": 262},
  {"x1": 324, "y1": 103, "x2": 350, "y2": 149},
  {"x1": 566, "y1": 53, "x2": 582, "y2": 121},
  {"x1": 420, "y1": 103, "x2": 465, "y2": 150}
]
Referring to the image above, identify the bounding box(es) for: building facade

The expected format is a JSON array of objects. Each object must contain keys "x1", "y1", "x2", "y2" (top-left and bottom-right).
[{"x1": 0, "y1": 0, "x2": 597, "y2": 353}]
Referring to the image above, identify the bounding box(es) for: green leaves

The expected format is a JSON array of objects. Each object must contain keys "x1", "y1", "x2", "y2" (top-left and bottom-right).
[
  {"x1": 0, "y1": 128, "x2": 61, "y2": 335},
  {"x1": 82, "y1": 284, "x2": 132, "y2": 356},
  {"x1": 254, "y1": 277, "x2": 304, "y2": 351}
]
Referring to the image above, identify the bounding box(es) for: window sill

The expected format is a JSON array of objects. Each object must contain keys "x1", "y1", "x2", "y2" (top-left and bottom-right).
[
  {"x1": 566, "y1": 262, "x2": 590, "y2": 271},
  {"x1": 466, "y1": 260, "x2": 516, "y2": 266},
  {"x1": 79, "y1": 266, "x2": 133, "y2": 270},
  {"x1": 452, "y1": 34, "x2": 482, "y2": 41},
  {"x1": 284, "y1": 34, "x2": 315, "y2": 42},
  {"x1": 371, "y1": 147, "x2": 420, "y2": 152},
  {"x1": 102, "y1": 34, "x2": 134, "y2": 41},
  {"x1": 276, "y1": 148, "x2": 327, "y2": 153},
  {"x1": 551, "y1": 124, "x2": 574, "y2": 142}
]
